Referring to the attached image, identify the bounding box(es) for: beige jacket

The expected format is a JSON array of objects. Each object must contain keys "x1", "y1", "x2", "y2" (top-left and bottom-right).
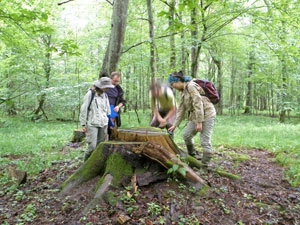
[
  {"x1": 79, "y1": 90, "x2": 111, "y2": 128},
  {"x1": 173, "y1": 80, "x2": 216, "y2": 127}
]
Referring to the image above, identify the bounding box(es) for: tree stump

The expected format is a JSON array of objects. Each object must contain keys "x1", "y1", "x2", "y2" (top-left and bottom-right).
[
  {"x1": 60, "y1": 127, "x2": 209, "y2": 213},
  {"x1": 71, "y1": 129, "x2": 85, "y2": 142},
  {"x1": 7, "y1": 165, "x2": 27, "y2": 186}
]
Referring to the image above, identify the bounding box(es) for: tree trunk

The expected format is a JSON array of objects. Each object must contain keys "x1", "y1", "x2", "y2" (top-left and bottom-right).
[
  {"x1": 33, "y1": 35, "x2": 52, "y2": 120},
  {"x1": 230, "y1": 56, "x2": 237, "y2": 115},
  {"x1": 210, "y1": 47, "x2": 223, "y2": 115},
  {"x1": 244, "y1": 50, "x2": 254, "y2": 114},
  {"x1": 169, "y1": 0, "x2": 176, "y2": 69},
  {"x1": 100, "y1": 0, "x2": 129, "y2": 76},
  {"x1": 147, "y1": 0, "x2": 156, "y2": 80},
  {"x1": 190, "y1": 6, "x2": 199, "y2": 77},
  {"x1": 279, "y1": 57, "x2": 288, "y2": 123}
]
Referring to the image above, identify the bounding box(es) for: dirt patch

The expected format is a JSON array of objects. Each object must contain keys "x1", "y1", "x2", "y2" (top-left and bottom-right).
[{"x1": 1, "y1": 148, "x2": 299, "y2": 225}]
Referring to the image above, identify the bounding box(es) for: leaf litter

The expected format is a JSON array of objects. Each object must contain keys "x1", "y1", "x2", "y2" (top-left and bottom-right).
[{"x1": 1, "y1": 148, "x2": 299, "y2": 225}]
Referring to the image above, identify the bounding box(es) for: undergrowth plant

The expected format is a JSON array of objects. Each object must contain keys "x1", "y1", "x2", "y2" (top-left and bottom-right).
[
  {"x1": 0, "y1": 116, "x2": 80, "y2": 187},
  {"x1": 0, "y1": 113, "x2": 299, "y2": 186}
]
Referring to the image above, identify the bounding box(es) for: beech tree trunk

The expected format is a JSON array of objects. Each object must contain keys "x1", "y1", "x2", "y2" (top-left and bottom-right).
[
  {"x1": 146, "y1": 0, "x2": 156, "y2": 79},
  {"x1": 100, "y1": 0, "x2": 129, "y2": 76}
]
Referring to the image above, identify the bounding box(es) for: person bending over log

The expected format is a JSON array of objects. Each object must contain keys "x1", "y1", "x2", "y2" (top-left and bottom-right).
[
  {"x1": 167, "y1": 71, "x2": 216, "y2": 169},
  {"x1": 149, "y1": 81, "x2": 176, "y2": 139}
]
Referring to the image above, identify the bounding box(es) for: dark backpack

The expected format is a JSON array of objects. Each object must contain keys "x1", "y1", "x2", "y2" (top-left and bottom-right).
[{"x1": 193, "y1": 79, "x2": 220, "y2": 104}]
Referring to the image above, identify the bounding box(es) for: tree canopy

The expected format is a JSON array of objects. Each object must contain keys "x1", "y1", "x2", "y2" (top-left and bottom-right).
[{"x1": 0, "y1": 0, "x2": 299, "y2": 122}]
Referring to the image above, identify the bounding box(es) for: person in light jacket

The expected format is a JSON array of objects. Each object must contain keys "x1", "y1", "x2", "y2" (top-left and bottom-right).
[
  {"x1": 167, "y1": 71, "x2": 216, "y2": 168},
  {"x1": 79, "y1": 77, "x2": 114, "y2": 161}
]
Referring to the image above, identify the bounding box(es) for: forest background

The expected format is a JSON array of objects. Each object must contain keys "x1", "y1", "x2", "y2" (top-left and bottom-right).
[{"x1": 0, "y1": 0, "x2": 300, "y2": 186}]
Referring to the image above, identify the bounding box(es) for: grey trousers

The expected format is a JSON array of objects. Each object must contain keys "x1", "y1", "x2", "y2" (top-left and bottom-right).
[
  {"x1": 86, "y1": 125, "x2": 107, "y2": 157},
  {"x1": 182, "y1": 116, "x2": 215, "y2": 153}
]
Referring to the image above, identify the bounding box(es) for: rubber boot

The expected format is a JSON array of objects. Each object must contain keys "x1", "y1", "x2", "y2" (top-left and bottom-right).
[
  {"x1": 202, "y1": 152, "x2": 213, "y2": 169},
  {"x1": 186, "y1": 144, "x2": 196, "y2": 156}
]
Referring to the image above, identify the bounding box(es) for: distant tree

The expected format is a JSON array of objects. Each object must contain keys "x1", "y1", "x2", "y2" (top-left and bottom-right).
[{"x1": 147, "y1": 0, "x2": 157, "y2": 80}]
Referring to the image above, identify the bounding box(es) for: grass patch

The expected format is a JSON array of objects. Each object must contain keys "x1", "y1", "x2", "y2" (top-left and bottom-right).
[
  {"x1": 0, "y1": 112, "x2": 300, "y2": 187},
  {"x1": 0, "y1": 117, "x2": 81, "y2": 180}
]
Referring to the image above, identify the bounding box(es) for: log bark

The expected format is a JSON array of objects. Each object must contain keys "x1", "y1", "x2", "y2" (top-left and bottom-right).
[{"x1": 60, "y1": 142, "x2": 143, "y2": 195}]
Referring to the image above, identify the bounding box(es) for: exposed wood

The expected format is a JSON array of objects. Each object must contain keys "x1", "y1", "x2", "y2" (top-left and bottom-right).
[
  {"x1": 112, "y1": 128, "x2": 181, "y2": 155},
  {"x1": 117, "y1": 214, "x2": 131, "y2": 224},
  {"x1": 135, "y1": 141, "x2": 206, "y2": 185}
]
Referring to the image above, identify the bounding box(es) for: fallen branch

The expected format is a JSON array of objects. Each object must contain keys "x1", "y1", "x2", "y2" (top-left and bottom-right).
[{"x1": 186, "y1": 155, "x2": 240, "y2": 180}]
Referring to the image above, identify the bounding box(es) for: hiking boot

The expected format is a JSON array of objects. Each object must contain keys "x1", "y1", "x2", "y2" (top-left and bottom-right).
[
  {"x1": 187, "y1": 144, "x2": 202, "y2": 160},
  {"x1": 202, "y1": 152, "x2": 213, "y2": 168},
  {"x1": 186, "y1": 144, "x2": 196, "y2": 156}
]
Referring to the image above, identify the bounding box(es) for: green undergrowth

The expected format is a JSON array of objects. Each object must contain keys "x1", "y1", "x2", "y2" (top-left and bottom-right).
[
  {"x1": 0, "y1": 116, "x2": 82, "y2": 188},
  {"x1": 0, "y1": 113, "x2": 299, "y2": 187}
]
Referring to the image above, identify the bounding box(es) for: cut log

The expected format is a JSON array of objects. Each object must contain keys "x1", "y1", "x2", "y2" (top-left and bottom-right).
[
  {"x1": 71, "y1": 129, "x2": 85, "y2": 142},
  {"x1": 186, "y1": 155, "x2": 241, "y2": 180}
]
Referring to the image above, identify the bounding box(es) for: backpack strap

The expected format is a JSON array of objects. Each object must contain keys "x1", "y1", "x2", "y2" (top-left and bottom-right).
[{"x1": 87, "y1": 89, "x2": 95, "y2": 111}]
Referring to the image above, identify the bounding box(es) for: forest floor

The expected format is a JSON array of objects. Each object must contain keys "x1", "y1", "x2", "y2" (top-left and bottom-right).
[{"x1": 1, "y1": 145, "x2": 300, "y2": 225}]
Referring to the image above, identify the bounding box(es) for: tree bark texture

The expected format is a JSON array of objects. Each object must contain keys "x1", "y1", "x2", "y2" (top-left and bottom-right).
[
  {"x1": 146, "y1": 0, "x2": 156, "y2": 79},
  {"x1": 244, "y1": 50, "x2": 254, "y2": 114},
  {"x1": 100, "y1": 0, "x2": 129, "y2": 76}
]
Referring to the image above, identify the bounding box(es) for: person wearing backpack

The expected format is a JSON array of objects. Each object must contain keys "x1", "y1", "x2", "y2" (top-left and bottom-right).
[
  {"x1": 102, "y1": 71, "x2": 126, "y2": 140},
  {"x1": 167, "y1": 71, "x2": 216, "y2": 169},
  {"x1": 79, "y1": 77, "x2": 114, "y2": 161},
  {"x1": 149, "y1": 81, "x2": 176, "y2": 138}
]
